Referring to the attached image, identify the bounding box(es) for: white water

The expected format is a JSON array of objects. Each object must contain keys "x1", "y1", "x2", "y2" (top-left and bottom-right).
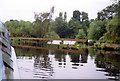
[{"x1": 47, "y1": 40, "x2": 76, "y2": 45}]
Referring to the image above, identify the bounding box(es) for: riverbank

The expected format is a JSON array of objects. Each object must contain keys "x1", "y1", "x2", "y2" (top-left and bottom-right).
[
  {"x1": 11, "y1": 38, "x2": 120, "y2": 52},
  {"x1": 94, "y1": 42, "x2": 120, "y2": 51}
]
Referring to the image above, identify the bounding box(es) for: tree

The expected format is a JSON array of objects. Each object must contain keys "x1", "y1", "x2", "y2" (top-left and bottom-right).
[
  {"x1": 64, "y1": 12, "x2": 67, "y2": 21},
  {"x1": 44, "y1": 31, "x2": 60, "y2": 38},
  {"x1": 97, "y1": 3, "x2": 119, "y2": 20},
  {"x1": 73, "y1": 10, "x2": 81, "y2": 21},
  {"x1": 19, "y1": 21, "x2": 32, "y2": 37},
  {"x1": 75, "y1": 29, "x2": 86, "y2": 39},
  {"x1": 100, "y1": 15, "x2": 120, "y2": 43},
  {"x1": 81, "y1": 11, "x2": 89, "y2": 22},
  {"x1": 88, "y1": 20, "x2": 107, "y2": 40},
  {"x1": 68, "y1": 18, "x2": 82, "y2": 38},
  {"x1": 67, "y1": 10, "x2": 90, "y2": 39},
  {"x1": 32, "y1": 7, "x2": 54, "y2": 38},
  {"x1": 5, "y1": 20, "x2": 33, "y2": 37},
  {"x1": 53, "y1": 12, "x2": 68, "y2": 38},
  {"x1": 72, "y1": 10, "x2": 89, "y2": 36}
]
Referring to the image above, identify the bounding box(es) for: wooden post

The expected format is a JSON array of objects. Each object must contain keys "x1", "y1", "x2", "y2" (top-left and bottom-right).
[{"x1": 85, "y1": 40, "x2": 88, "y2": 46}]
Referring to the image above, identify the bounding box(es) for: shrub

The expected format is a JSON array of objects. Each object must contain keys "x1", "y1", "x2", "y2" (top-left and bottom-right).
[
  {"x1": 88, "y1": 41, "x2": 96, "y2": 46},
  {"x1": 101, "y1": 45, "x2": 106, "y2": 50},
  {"x1": 94, "y1": 43, "x2": 100, "y2": 49},
  {"x1": 60, "y1": 41, "x2": 63, "y2": 45}
]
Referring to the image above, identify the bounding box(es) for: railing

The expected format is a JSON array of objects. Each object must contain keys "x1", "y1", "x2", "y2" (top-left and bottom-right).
[{"x1": 10, "y1": 37, "x2": 88, "y2": 42}]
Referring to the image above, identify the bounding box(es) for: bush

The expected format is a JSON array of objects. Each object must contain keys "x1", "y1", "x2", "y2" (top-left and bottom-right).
[
  {"x1": 94, "y1": 43, "x2": 100, "y2": 49},
  {"x1": 101, "y1": 45, "x2": 106, "y2": 50},
  {"x1": 11, "y1": 39, "x2": 21, "y2": 44},
  {"x1": 115, "y1": 38, "x2": 120, "y2": 44},
  {"x1": 60, "y1": 41, "x2": 63, "y2": 45},
  {"x1": 88, "y1": 41, "x2": 96, "y2": 46},
  {"x1": 44, "y1": 31, "x2": 60, "y2": 39},
  {"x1": 114, "y1": 47, "x2": 120, "y2": 51}
]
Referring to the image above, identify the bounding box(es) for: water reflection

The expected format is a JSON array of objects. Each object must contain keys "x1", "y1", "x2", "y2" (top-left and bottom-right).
[
  {"x1": 69, "y1": 52, "x2": 88, "y2": 69},
  {"x1": 95, "y1": 54, "x2": 120, "y2": 80},
  {"x1": 14, "y1": 47, "x2": 120, "y2": 80},
  {"x1": 33, "y1": 50, "x2": 54, "y2": 78}
]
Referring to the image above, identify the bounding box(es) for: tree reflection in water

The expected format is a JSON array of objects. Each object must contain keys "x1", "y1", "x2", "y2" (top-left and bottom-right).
[
  {"x1": 14, "y1": 47, "x2": 120, "y2": 80},
  {"x1": 69, "y1": 52, "x2": 88, "y2": 69},
  {"x1": 95, "y1": 54, "x2": 120, "y2": 80},
  {"x1": 33, "y1": 49, "x2": 54, "y2": 78},
  {"x1": 54, "y1": 51, "x2": 66, "y2": 68},
  {"x1": 15, "y1": 48, "x2": 54, "y2": 79}
]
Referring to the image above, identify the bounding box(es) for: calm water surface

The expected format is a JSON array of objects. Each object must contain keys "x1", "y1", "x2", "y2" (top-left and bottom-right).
[{"x1": 14, "y1": 47, "x2": 120, "y2": 80}]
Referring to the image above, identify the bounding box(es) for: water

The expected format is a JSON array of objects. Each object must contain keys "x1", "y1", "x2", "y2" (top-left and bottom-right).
[{"x1": 14, "y1": 46, "x2": 120, "y2": 80}]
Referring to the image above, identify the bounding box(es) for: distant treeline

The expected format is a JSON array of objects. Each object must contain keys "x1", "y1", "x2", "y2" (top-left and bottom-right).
[{"x1": 5, "y1": 2, "x2": 120, "y2": 44}]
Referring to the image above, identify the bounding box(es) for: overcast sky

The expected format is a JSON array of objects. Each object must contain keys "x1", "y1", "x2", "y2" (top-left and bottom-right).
[{"x1": 0, "y1": 0, "x2": 113, "y2": 22}]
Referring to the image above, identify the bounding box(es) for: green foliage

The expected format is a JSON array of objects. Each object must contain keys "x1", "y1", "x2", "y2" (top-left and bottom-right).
[
  {"x1": 68, "y1": 18, "x2": 82, "y2": 38},
  {"x1": 52, "y1": 10, "x2": 89, "y2": 39},
  {"x1": 5, "y1": 8, "x2": 90, "y2": 40},
  {"x1": 67, "y1": 10, "x2": 90, "y2": 38},
  {"x1": 101, "y1": 45, "x2": 106, "y2": 50},
  {"x1": 97, "y1": 3, "x2": 119, "y2": 20},
  {"x1": 73, "y1": 10, "x2": 89, "y2": 23},
  {"x1": 64, "y1": 12, "x2": 67, "y2": 21},
  {"x1": 80, "y1": 12, "x2": 89, "y2": 35},
  {"x1": 4, "y1": 2, "x2": 120, "y2": 46},
  {"x1": 75, "y1": 29, "x2": 86, "y2": 39},
  {"x1": 89, "y1": 2, "x2": 120, "y2": 44},
  {"x1": 114, "y1": 47, "x2": 120, "y2": 51},
  {"x1": 32, "y1": 7, "x2": 55, "y2": 38},
  {"x1": 73, "y1": 10, "x2": 81, "y2": 21},
  {"x1": 100, "y1": 15, "x2": 120, "y2": 44},
  {"x1": 20, "y1": 21, "x2": 32, "y2": 37},
  {"x1": 53, "y1": 12, "x2": 68, "y2": 38},
  {"x1": 88, "y1": 41, "x2": 96, "y2": 46},
  {"x1": 32, "y1": 18, "x2": 50, "y2": 38},
  {"x1": 88, "y1": 20, "x2": 107, "y2": 40},
  {"x1": 88, "y1": 47, "x2": 95, "y2": 59},
  {"x1": 60, "y1": 41, "x2": 63, "y2": 45},
  {"x1": 5, "y1": 20, "x2": 32, "y2": 37},
  {"x1": 94, "y1": 43, "x2": 100, "y2": 49},
  {"x1": 81, "y1": 11, "x2": 89, "y2": 23},
  {"x1": 5, "y1": 7, "x2": 55, "y2": 38},
  {"x1": 44, "y1": 31, "x2": 60, "y2": 38},
  {"x1": 11, "y1": 39, "x2": 21, "y2": 44}
]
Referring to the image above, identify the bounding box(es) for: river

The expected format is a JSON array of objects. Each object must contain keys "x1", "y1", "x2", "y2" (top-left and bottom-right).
[{"x1": 13, "y1": 41, "x2": 120, "y2": 80}]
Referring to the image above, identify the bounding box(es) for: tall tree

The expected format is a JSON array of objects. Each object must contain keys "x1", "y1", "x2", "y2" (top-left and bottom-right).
[
  {"x1": 68, "y1": 10, "x2": 89, "y2": 39},
  {"x1": 97, "y1": 3, "x2": 119, "y2": 20},
  {"x1": 53, "y1": 12, "x2": 68, "y2": 38},
  {"x1": 81, "y1": 11, "x2": 89, "y2": 22},
  {"x1": 64, "y1": 12, "x2": 67, "y2": 21},
  {"x1": 88, "y1": 20, "x2": 107, "y2": 40},
  {"x1": 68, "y1": 18, "x2": 82, "y2": 38},
  {"x1": 81, "y1": 11, "x2": 89, "y2": 35},
  {"x1": 73, "y1": 10, "x2": 81, "y2": 21},
  {"x1": 100, "y1": 15, "x2": 120, "y2": 43},
  {"x1": 33, "y1": 7, "x2": 54, "y2": 38}
]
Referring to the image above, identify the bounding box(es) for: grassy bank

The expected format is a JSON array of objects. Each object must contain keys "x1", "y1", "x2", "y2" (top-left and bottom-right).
[{"x1": 88, "y1": 41, "x2": 120, "y2": 51}]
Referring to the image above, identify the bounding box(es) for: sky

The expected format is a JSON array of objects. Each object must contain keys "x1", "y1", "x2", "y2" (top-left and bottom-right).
[{"x1": 0, "y1": 0, "x2": 113, "y2": 22}]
